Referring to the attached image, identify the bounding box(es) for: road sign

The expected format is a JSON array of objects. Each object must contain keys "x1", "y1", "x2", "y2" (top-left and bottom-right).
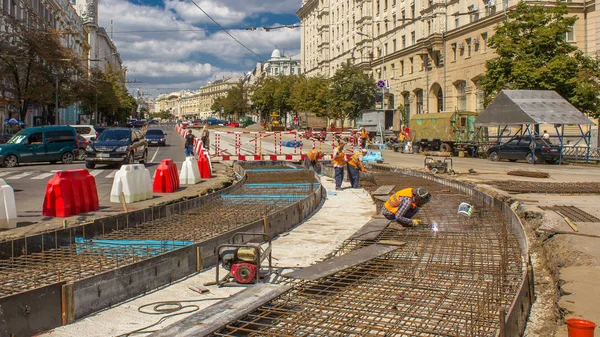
[{"x1": 377, "y1": 80, "x2": 385, "y2": 89}]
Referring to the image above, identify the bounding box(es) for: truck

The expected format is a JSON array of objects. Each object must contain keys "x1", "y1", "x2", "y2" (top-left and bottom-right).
[
  {"x1": 361, "y1": 109, "x2": 397, "y2": 142},
  {"x1": 300, "y1": 112, "x2": 328, "y2": 130},
  {"x1": 410, "y1": 111, "x2": 480, "y2": 153}
]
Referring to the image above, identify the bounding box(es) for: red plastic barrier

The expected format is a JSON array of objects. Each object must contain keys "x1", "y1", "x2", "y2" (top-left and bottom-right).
[
  {"x1": 153, "y1": 159, "x2": 180, "y2": 193},
  {"x1": 42, "y1": 170, "x2": 99, "y2": 217},
  {"x1": 198, "y1": 150, "x2": 211, "y2": 178}
]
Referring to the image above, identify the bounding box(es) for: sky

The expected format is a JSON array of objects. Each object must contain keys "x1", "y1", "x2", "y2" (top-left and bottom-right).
[{"x1": 97, "y1": 0, "x2": 302, "y2": 98}]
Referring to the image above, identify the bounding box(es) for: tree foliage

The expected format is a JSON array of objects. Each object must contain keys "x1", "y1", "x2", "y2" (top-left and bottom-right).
[
  {"x1": 210, "y1": 80, "x2": 248, "y2": 120},
  {"x1": 290, "y1": 75, "x2": 331, "y2": 117},
  {"x1": 327, "y1": 63, "x2": 376, "y2": 127},
  {"x1": 481, "y1": 1, "x2": 600, "y2": 117}
]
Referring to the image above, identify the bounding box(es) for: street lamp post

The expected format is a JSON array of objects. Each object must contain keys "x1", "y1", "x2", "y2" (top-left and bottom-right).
[{"x1": 55, "y1": 76, "x2": 59, "y2": 125}]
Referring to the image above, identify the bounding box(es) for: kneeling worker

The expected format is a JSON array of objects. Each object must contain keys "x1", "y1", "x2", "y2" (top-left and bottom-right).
[
  {"x1": 382, "y1": 187, "x2": 432, "y2": 226},
  {"x1": 304, "y1": 149, "x2": 323, "y2": 173},
  {"x1": 347, "y1": 149, "x2": 367, "y2": 188}
]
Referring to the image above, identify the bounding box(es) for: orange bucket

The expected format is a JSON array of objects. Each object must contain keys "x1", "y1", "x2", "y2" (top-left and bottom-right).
[{"x1": 567, "y1": 318, "x2": 596, "y2": 337}]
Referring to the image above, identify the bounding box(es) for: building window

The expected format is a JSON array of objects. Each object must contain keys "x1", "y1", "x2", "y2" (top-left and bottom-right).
[
  {"x1": 393, "y1": 0, "x2": 396, "y2": 6},
  {"x1": 384, "y1": 0, "x2": 387, "y2": 10},
  {"x1": 409, "y1": 57, "x2": 414, "y2": 73},
  {"x1": 385, "y1": 21, "x2": 388, "y2": 32},
  {"x1": 402, "y1": 35, "x2": 406, "y2": 48},
  {"x1": 427, "y1": 20, "x2": 432, "y2": 35},
  {"x1": 384, "y1": 42, "x2": 388, "y2": 55},
  {"x1": 393, "y1": 39, "x2": 397, "y2": 52},
  {"x1": 420, "y1": 55, "x2": 424, "y2": 71},
  {"x1": 455, "y1": 16, "x2": 459, "y2": 29},
  {"x1": 416, "y1": 89, "x2": 424, "y2": 114},
  {"x1": 565, "y1": 25, "x2": 574, "y2": 41},
  {"x1": 377, "y1": 23, "x2": 380, "y2": 35},
  {"x1": 393, "y1": 14, "x2": 397, "y2": 28},
  {"x1": 400, "y1": 60, "x2": 404, "y2": 76},
  {"x1": 466, "y1": 38, "x2": 472, "y2": 57},
  {"x1": 402, "y1": 9, "x2": 406, "y2": 21},
  {"x1": 468, "y1": 5, "x2": 479, "y2": 22},
  {"x1": 475, "y1": 81, "x2": 484, "y2": 112},
  {"x1": 481, "y1": 32, "x2": 488, "y2": 52},
  {"x1": 378, "y1": 47, "x2": 382, "y2": 57},
  {"x1": 411, "y1": 31, "x2": 416, "y2": 44},
  {"x1": 391, "y1": 63, "x2": 395, "y2": 78},
  {"x1": 456, "y1": 81, "x2": 467, "y2": 111},
  {"x1": 376, "y1": 0, "x2": 380, "y2": 14},
  {"x1": 451, "y1": 43, "x2": 457, "y2": 61},
  {"x1": 410, "y1": 3, "x2": 416, "y2": 18},
  {"x1": 403, "y1": 92, "x2": 410, "y2": 116}
]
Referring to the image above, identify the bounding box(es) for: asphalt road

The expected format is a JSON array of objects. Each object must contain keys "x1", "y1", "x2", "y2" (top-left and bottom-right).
[{"x1": 3, "y1": 125, "x2": 186, "y2": 227}]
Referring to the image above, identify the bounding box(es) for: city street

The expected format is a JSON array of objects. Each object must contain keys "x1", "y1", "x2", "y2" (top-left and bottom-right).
[{"x1": 3, "y1": 125, "x2": 187, "y2": 227}]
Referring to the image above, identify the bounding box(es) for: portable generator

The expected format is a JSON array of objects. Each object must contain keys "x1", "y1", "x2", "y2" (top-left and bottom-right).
[
  {"x1": 215, "y1": 232, "x2": 272, "y2": 286},
  {"x1": 424, "y1": 157, "x2": 454, "y2": 175}
]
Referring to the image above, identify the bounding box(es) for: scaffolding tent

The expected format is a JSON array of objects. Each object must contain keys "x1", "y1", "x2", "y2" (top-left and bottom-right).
[{"x1": 474, "y1": 90, "x2": 595, "y2": 164}]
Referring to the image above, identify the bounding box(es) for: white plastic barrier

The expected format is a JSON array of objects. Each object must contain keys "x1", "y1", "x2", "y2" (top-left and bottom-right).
[
  {"x1": 179, "y1": 156, "x2": 201, "y2": 185},
  {"x1": 0, "y1": 179, "x2": 16, "y2": 229},
  {"x1": 110, "y1": 164, "x2": 153, "y2": 203}
]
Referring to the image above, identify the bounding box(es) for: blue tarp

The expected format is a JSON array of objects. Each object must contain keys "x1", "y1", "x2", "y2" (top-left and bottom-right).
[
  {"x1": 363, "y1": 151, "x2": 383, "y2": 163},
  {"x1": 280, "y1": 140, "x2": 303, "y2": 147}
]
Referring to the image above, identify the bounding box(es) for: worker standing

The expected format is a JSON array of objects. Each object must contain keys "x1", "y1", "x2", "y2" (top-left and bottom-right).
[
  {"x1": 360, "y1": 127, "x2": 368, "y2": 149},
  {"x1": 184, "y1": 130, "x2": 195, "y2": 157},
  {"x1": 304, "y1": 150, "x2": 323, "y2": 173},
  {"x1": 347, "y1": 149, "x2": 367, "y2": 188},
  {"x1": 381, "y1": 187, "x2": 432, "y2": 226},
  {"x1": 333, "y1": 142, "x2": 346, "y2": 190}
]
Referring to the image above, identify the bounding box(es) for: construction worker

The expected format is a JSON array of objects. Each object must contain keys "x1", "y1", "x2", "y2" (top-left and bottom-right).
[
  {"x1": 347, "y1": 149, "x2": 367, "y2": 188},
  {"x1": 304, "y1": 149, "x2": 323, "y2": 173},
  {"x1": 333, "y1": 142, "x2": 346, "y2": 190},
  {"x1": 381, "y1": 187, "x2": 432, "y2": 226},
  {"x1": 360, "y1": 127, "x2": 368, "y2": 149}
]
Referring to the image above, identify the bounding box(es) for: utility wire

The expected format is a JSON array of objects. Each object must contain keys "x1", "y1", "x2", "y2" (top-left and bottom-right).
[{"x1": 187, "y1": 0, "x2": 266, "y2": 62}]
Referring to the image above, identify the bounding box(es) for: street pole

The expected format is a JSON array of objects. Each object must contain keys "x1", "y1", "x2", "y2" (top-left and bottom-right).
[{"x1": 55, "y1": 76, "x2": 59, "y2": 125}]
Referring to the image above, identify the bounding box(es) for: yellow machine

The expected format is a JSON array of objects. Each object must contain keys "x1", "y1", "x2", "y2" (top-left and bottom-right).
[{"x1": 265, "y1": 112, "x2": 286, "y2": 131}]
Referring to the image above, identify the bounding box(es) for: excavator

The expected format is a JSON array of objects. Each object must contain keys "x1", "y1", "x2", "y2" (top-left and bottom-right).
[{"x1": 265, "y1": 112, "x2": 286, "y2": 131}]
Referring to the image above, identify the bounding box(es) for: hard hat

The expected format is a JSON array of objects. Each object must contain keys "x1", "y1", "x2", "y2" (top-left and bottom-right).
[
  {"x1": 362, "y1": 148, "x2": 368, "y2": 153},
  {"x1": 414, "y1": 187, "x2": 432, "y2": 205}
]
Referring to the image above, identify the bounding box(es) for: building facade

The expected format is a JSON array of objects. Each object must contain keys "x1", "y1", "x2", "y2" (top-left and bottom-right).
[{"x1": 298, "y1": 0, "x2": 598, "y2": 122}]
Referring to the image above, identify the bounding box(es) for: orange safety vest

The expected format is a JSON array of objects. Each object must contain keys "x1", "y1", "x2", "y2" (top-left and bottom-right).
[
  {"x1": 384, "y1": 188, "x2": 416, "y2": 214},
  {"x1": 347, "y1": 152, "x2": 364, "y2": 169},
  {"x1": 360, "y1": 129, "x2": 368, "y2": 139},
  {"x1": 306, "y1": 150, "x2": 319, "y2": 162},
  {"x1": 332, "y1": 147, "x2": 345, "y2": 166}
]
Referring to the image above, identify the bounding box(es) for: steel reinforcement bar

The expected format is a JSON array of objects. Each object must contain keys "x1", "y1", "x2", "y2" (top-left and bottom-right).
[
  {"x1": 201, "y1": 164, "x2": 532, "y2": 337},
  {"x1": 0, "y1": 162, "x2": 325, "y2": 337}
]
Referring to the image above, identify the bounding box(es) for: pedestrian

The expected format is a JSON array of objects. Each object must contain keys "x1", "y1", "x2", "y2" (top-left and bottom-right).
[
  {"x1": 184, "y1": 130, "x2": 195, "y2": 157},
  {"x1": 201, "y1": 127, "x2": 210, "y2": 152},
  {"x1": 304, "y1": 149, "x2": 323, "y2": 173},
  {"x1": 347, "y1": 149, "x2": 367, "y2": 188},
  {"x1": 360, "y1": 127, "x2": 368, "y2": 149},
  {"x1": 381, "y1": 187, "x2": 432, "y2": 226},
  {"x1": 542, "y1": 130, "x2": 550, "y2": 143},
  {"x1": 333, "y1": 142, "x2": 346, "y2": 190}
]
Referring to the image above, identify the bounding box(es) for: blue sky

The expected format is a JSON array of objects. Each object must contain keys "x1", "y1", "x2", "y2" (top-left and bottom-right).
[{"x1": 97, "y1": 0, "x2": 302, "y2": 97}]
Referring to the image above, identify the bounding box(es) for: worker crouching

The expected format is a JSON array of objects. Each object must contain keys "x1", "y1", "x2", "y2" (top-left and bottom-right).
[
  {"x1": 333, "y1": 142, "x2": 346, "y2": 190},
  {"x1": 346, "y1": 149, "x2": 367, "y2": 188},
  {"x1": 304, "y1": 150, "x2": 323, "y2": 173},
  {"x1": 381, "y1": 187, "x2": 432, "y2": 226}
]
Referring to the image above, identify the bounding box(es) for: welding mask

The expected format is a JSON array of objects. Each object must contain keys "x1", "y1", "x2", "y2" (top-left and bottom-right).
[{"x1": 414, "y1": 187, "x2": 432, "y2": 207}]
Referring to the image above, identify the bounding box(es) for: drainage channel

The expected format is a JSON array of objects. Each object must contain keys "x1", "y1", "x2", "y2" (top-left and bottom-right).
[
  {"x1": 0, "y1": 163, "x2": 323, "y2": 336},
  {"x1": 208, "y1": 168, "x2": 528, "y2": 337}
]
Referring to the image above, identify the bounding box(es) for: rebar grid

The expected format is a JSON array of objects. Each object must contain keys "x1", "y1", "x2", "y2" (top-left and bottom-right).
[
  {"x1": 488, "y1": 180, "x2": 600, "y2": 194},
  {"x1": 539, "y1": 205, "x2": 600, "y2": 222},
  {"x1": 0, "y1": 169, "x2": 319, "y2": 297},
  {"x1": 212, "y1": 170, "x2": 524, "y2": 337}
]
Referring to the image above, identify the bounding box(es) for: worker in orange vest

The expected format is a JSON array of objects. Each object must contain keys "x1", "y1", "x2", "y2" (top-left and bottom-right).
[
  {"x1": 347, "y1": 149, "x2": 367, "y2": 188},
  {"x1": 381, "y1": 187, "x2": 432, "y2": 226},
  {"x1": 304, "y1": 149, "x2": 323, "y2": 173},
  {"x1": 333, "y1": 142, "x2": 346, "y2": 190},
  {"x1": 359, "y1": 128, "x2": 368, "y2": 149}
]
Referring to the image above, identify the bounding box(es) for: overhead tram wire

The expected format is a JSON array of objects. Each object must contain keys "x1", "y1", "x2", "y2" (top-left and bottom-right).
[{"x1": 187, "y1": 0, "x2": 266, "y2": 62}]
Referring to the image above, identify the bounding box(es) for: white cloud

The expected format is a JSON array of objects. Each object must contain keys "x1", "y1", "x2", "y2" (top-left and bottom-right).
[{"x1": 163, "y1": 0, "x2": 246, "y2": 26}]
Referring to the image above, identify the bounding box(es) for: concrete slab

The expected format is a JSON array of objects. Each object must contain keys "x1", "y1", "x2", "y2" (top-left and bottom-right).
[
  {"x1": 349, "y1": 218, "x2": 391, "y2": 241},
  {"x1": 558, "y1": 266, "x2": 600, "y2": 331},
  {"x1": 42, "y1": 176, "x2": 375, "y2": 337},
  {"x1": 373, "y1": 185, "x2": 395, "y2": 196}
]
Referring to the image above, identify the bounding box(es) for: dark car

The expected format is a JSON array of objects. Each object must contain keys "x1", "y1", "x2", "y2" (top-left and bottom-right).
[
  {"x1": 94, "y1": 126, "x2": 107, "y2": 136},
  {"x1": 488, "y1": 137, "x2": 560, "y2": 164},
  {"x1": 76, "y1": 134, "x2": 89, "y2": 160},
  {"x1": 145, "y1": 128, "x2": 167, "y2": 146},
  {"x1": 85, "y1": 128, "x2": 148, "y2": 169}
]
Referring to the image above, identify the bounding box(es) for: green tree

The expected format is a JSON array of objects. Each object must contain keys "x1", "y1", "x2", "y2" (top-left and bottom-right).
[
  {"x1": 211, "y1": 95, "x2": 226, "y2": 117},
  {"x1": 481, "y1": 1, "x2": 600, "y2": 117},
  {"x1": 212, "y1": 80, "x2": 248, "y2": 120},
  {"x1": 328, "y1": 63, "x2": 376, "y2": 128},
  {"x1": 291, "y1": 75, "x2": 331, "y2": 117},
  {"x1": 250, "y1": 75, "x2": 277, "y2": 120}
]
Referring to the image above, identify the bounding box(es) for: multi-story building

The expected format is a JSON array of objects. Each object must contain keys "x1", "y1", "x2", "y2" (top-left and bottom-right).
[
  {"x1": 198, "y1": 77, "x2": 240, "y2": 119},
  {"x1": 298, "y1": 0, "x2": 598, "y2": 122}
]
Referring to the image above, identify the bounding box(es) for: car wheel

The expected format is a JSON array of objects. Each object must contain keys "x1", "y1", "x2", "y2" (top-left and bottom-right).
[
  {"x1": 3, "y1": 154, "x2": 17, "y2": 168},
  {"x1": 85, "y1": 162, "x2": 96, "y2": 169},
  {"x1": 61, "y1": 151, "x2": 74, "y2": 164},
  {"x1": 77, "y1": 148, "x2": 86, "y2": 161},
  {"x1": 526, "y1": 153, "x2": 538, "y2": 164},
  {"x1": 140, "y1": 150, "x2": 148, "y2": 164},
  {"x1": 440, "y1": 143, "x2": 452, "y2": 153},
  {"x1": 508, "y1": 159, "x2": 517, "y2": 162},
  {"x1": 489, "y1": 151, "x2": 500, "y2": 162}
]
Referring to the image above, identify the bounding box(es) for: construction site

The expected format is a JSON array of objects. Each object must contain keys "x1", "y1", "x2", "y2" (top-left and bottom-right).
[{"x1": 0, "y1": 157, "x2": 539, "y2": 337}]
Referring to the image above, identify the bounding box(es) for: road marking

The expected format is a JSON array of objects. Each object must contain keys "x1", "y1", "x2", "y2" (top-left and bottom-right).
[
  {"x1": 150, "y1": 148, "x2": 160, "y2": 163},
  {"x1": 0, "y1": 172, "x2": 12, "y2": 177},
  {"x1": 89, "y1": 170, "x2": 103, "y2": 177},
  {"x1": 31, "y1": 173, "x2": 54, "y2": 180},
  {"x1": 5, "y1": 172, "x2": 32, "y2": 179},
  {"x1": 106, "y1": 170, "x2": 117, "y2": 179}
]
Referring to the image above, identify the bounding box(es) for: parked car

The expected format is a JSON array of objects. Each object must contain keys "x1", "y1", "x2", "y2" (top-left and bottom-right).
[
  {"x1": 76, "y1": 134, "x2": 89, "y2": 160},
  {"x1": 0, "y1": 126, "x2": 77, "y2": 167},
  {"x1": 71, "y1": 125, "x2": 98, "y2": 142},
  {"x1": 85, "y1": 128, "x2": 148, "y2": 169},
  {"x1": 94, "y1": 126, "x2": 107, "y2": 136},
  {"x1": 488, "y1": 136, "x2": 560, "y2": 164},
  {"x1": 148, "y1": 120, "x2": 159, "y2": 125},
  {"x1": 145, "y1": 128, "x2": 167, "y2": 146},
  {"x1": 227, "y1": 122, "x2": 240, "y2": 128}
]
